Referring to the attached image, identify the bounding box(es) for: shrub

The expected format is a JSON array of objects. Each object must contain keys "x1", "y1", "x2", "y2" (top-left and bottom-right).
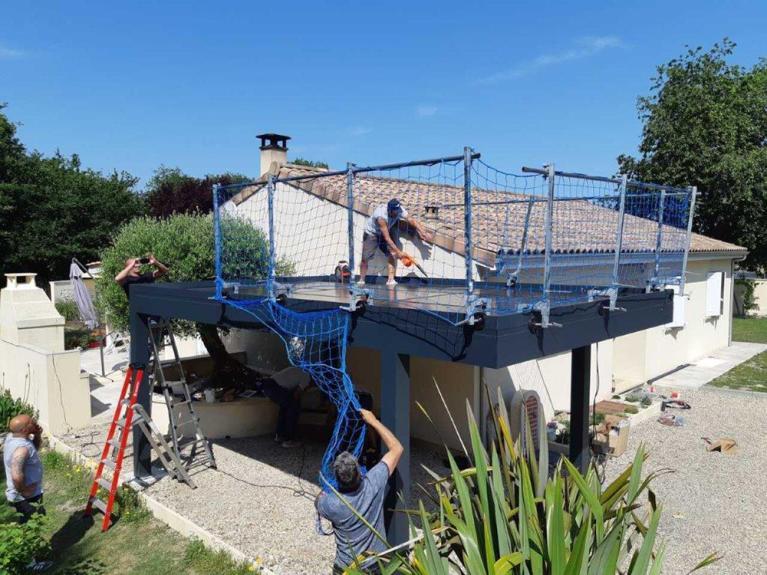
[
  {"x1": 735, "y1": 278, "x2": 758, "y2": 317},
  {"x1": 54, "y1": 300, "x2": 80, "y2": 322},
  {"x1": 349, "y1": 389, "x2": 719, "y2": 574},
  {"x1": 97, "y1": 213, "x2": 290, "y2": 336},
  {"x1": 0, "y1": 514, "x2": 50, "y2": 574},
  {"x1": 0, "y1": 390, "x2": 38, "y2": 434}
]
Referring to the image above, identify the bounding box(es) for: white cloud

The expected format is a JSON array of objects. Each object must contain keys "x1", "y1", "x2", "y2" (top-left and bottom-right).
[
  {"x1": 348, "y1": 126, "x2": 372, "y2": 136},
  {"x1": 416, "y1": 105, "x2": 439, "y2": 117},
  {"x1": 476, "y1": 36, "x2": 623, "y2": 85},
  {"x1": 0, "y1": 44, "x2": 25, "y2": 60}
]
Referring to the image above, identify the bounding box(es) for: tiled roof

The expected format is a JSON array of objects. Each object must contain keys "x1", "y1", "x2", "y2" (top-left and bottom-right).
[{"x1": 231, "y1": 164, "x2": 747, "y2": 267}]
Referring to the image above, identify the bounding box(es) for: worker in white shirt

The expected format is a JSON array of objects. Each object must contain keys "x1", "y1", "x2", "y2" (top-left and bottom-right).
[{"x1": 256, "y1": 366, "x2": 312, "y2": 448}]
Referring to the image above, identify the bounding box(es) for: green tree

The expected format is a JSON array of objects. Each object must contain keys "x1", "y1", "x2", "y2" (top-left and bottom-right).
[
  {"x1": 144, "y1": 166, "x2": 250, "y2": 218},
  {"x1": 618, "y1": 39, "x2": 767, "y2": 272},
  {"x1": 97, "y1": 213, "x2": 286, "y2": 388},
  {"x1": 0, "y1": 105, "x2": 143, "y2": 283},
  {"x1": 292, "y1": 157, "x2": 329, "y2": 169}
]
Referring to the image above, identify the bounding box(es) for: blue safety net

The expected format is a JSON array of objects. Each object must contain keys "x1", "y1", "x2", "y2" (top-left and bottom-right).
[
  {"x1": 224, "y1": 297, "x2": 364, "y2": 488},
  {"x1": 211, "y1": 149, "x2": 695, "y2": 482}
]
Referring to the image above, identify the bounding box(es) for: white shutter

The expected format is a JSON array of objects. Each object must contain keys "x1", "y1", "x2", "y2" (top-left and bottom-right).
[
  {"x1": 706, "y1": 272, "x2": 723, "y2": 317},
  {"x1": 667, "y1": 285, "x2": 685, "y2": 328}
]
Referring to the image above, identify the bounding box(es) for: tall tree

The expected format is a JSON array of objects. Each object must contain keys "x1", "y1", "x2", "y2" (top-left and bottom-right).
[
  {"x1": 145, "y1": 166, "x2": 250, "y2": 218},
  {"x1": 618, "y1": 39, "x2": 767, "y2": 271},
  {"x1": 0, "y1": 105, "x2": 144, "y2": 283}
]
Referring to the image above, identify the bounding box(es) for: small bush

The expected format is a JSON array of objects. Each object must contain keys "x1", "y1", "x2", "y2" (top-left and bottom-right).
[
  {"x1": 55, "y1": 300, "x2": 80, "y2": 322},
  {"x1": 64, "y1": 327, "x2": 92, "y2": 350},
  {"x1": 0, "y1": 390, "x2": 38, "y2": 434},
  {"x1": 624, "y1": 404, "x2": 639, "y2": 414},
  {"x1": 0, "y1": 514, "x2": 50, "y2": 574}
]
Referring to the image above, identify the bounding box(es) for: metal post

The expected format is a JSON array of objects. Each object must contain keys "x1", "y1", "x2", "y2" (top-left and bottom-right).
[
  {"x1": 346, "y1": 164, "x2": 356, "y2": 278},
  {"x1": 679, "y1": 186, "x2": 697, "y2": 293},
  {"x1": 542, "y1": 164, "x2": 556, "y2": 307},
  {"x1": 611, "y1": 175, "x2": 628, "y2": 288},
  {"x1": 463, "y1": 147, "x2": 474, "y2": 295},
  {"x1": 267, "y1": 175, "x2": 276, "y2": 296},
  {"x1": 569, "y1": 345, "x2": 591, "y2": 474},
  {"x1": 129, "y1": 305, "x2": 152, "y2": 480},
  {"x1": 212, "y1": 184, "x2": 223, "y2": 299},
  {"x1": 381, "y1": 349, "x2": 410, "y2": 544},
  {"x1": 653, "y1": 188, "x2": 666, "y2": 286}
]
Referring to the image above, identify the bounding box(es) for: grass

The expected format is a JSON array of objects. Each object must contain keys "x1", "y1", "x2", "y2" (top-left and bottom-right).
[
  {"x1": 709, "y1": 350, "x2": 767, "y2": 393},
  {"x1": 1, "y1": 450, "x2": 259, "y2": 575},
  {"x1": 732, "y1": 316, "x2": 767, "y2": 343}
]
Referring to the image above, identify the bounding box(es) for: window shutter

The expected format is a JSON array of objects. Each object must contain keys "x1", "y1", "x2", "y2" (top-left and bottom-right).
[
  {"x1": 706, "y1": 272, "x2": 723, "y2": 317},
  {"x1": 667, "y1": 285, "x2": 685, "y2": 328}
]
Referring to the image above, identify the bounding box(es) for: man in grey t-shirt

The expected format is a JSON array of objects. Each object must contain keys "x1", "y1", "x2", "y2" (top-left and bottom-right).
[
  {"x1": 358, "y1": 198, "x2": 432, "y2": 287},
  {"x1": 316, "y1": 409, "x2": 404, "y2": 573}
]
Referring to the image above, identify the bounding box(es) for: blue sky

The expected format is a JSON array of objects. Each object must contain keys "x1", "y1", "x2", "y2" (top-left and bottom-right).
[{"x1": 1, "y1": 1, "x2": 765, "y2": 188}]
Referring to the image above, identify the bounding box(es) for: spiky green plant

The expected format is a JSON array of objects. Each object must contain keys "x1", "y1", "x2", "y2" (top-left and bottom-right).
[{"x1": 342, "y1": 388, "x2": 719, "y2": 575}]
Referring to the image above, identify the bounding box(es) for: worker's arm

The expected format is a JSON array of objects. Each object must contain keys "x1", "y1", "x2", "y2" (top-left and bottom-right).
[
  {"x1": 404, "y1": 216, "x2": 433, "y2": 242},
  {"x1": 10, "y1": 446, "x2": 36, "y2": 498},
  {"x1": 114, "y1": 259, "x2": 136, "y2": 285},
  {"x1": 360, "y1": 409, "x2": 403, "y2": 476},
  {"x1": 377, "y1": 219, "x2": 403, "y2": 258},
  {"x1": 149, "y1": 254, "x2": 169, "y2": 279}
]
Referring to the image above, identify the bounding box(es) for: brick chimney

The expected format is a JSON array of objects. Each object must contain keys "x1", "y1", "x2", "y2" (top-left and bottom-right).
[{"x1": 257, "y1": 133, "x2": 290, "y2": 177}]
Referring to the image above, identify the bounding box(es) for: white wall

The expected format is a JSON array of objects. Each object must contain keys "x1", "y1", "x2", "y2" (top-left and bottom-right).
[
  {"x1": 613, "y1": 258, "x2": 733, "y2": 390},
  {"x1": 734, "y1": 278, "x2": 767, "y2": 317},
  {"x1": 0, "y1": 339, "x2": 88, "y2": 434}
]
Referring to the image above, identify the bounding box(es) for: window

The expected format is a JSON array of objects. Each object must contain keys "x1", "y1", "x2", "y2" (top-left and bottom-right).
[
  {"x1": 667, "y1": 285, "x2": 685, "y2": 328},
  {"x1": 706, "y1": 271, "x2": 725, "y2": 317}
]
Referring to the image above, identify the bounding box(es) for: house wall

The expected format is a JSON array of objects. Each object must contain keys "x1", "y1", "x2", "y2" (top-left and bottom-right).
[
  {"x1": 0, "y1": 339, "x2": 88, "y2": 434},
  {"x1": 613, "y1": 258, "x2": 733, "y2": 390},
  {"x1": 223, "y1": 184, "x2": 478, "y2": 281},
  {"x1": 734, "y1": 278, "x2": 767, "y2": 316}
]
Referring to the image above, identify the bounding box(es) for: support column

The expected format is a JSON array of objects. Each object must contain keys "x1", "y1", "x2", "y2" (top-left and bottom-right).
[
  {"x1": 129, "y1": 304, "x2": 153, "y2": 479},
  {"x1": 380, "y1": 349, "x2": 410, "y2": 545},
  {"x1": 569, "y1": 345, "x2": 591, "y2": 474}
]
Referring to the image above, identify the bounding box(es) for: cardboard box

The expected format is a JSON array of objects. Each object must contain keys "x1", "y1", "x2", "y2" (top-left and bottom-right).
[{"x1": 593, "y1": 415, "x2": 630, "y2": 457}]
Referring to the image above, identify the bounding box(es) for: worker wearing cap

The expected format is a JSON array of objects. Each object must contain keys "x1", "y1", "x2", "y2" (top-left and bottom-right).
[{"x1": 358, "y1": 199, "x2": 432, "y2": 286}]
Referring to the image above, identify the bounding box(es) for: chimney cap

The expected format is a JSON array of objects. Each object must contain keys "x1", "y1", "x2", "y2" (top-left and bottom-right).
[{"x1": 256, "y1": 133, "x2": 290, "y2": 151}]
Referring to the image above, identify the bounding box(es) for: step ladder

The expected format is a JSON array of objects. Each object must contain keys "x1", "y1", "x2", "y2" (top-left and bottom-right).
[
  {"x1": 149, "y1": 319, "x2": 217, "y2": 477},
  {"x1": 84, "y1": 366, "x2": 143, "y2": 532}
]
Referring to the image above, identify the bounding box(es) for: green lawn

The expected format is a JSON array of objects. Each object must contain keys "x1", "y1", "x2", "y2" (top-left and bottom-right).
[
  {"x1": 732, "y1": 317, "x2": 767, "y2": 343},
  {"x1": 710, "y1": 350, "x2": 767, "y2": 393},
  {"x1": 1, "y1": 450, "x2": 259, "y2": 575}
]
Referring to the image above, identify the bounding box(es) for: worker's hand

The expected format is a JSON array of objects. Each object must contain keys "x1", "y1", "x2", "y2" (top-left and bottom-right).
[
  {"x1": 359, "y1": 409, "x2": 378, "y2": 425},
  {"x1": 148, "y1": 254, "x2": 157, "y2": 265},
  {"x1": 125, "y1": 258, "x2": 138, "y2": 269},
  {"x1": 418, "y1": 230, "x2": 434, "y2": 243}
]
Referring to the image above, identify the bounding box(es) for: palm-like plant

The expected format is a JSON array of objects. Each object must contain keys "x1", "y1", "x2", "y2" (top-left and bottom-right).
[{"x1": 344, "y1": 388, "x2": 718, "y2": 575}]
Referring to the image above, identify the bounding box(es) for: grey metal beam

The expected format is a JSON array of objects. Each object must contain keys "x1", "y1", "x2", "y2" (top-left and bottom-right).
[
  {"x1": 380, "y1": 350, "x2": 410, "y2": 545},
  {"x1": 128, "y1": 304, "x2": 153, "y2": 479},
  {"x1": 569, "y1": 345, "x2": 591, "y2": 474}
]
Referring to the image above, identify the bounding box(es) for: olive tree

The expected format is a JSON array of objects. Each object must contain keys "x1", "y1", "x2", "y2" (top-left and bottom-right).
[{"x1": 98, "y1": 212, "x2": 288, "y2": 388}]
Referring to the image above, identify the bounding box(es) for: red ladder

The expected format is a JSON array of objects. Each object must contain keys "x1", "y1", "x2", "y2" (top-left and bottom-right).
[{"x1": 84, "y1": 365, "x2": 144, "y2": 531}]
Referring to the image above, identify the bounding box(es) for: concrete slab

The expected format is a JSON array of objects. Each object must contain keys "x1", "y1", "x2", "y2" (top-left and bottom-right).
[{"x1": 651, "y1": 342, "x2": 767, "y2": 390}]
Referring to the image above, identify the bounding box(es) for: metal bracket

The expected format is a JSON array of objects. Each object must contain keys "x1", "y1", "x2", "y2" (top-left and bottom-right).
[
  {"x1": 531, "y1": 301, "x2": 562, "y2": 328},
  {"x1": 456, "y1": 296, "x2": 488, "y2": 327},
  {"x1": 270, "y1": 281, "x2": 292, "y2": 303},
  {"x1": 589, "y1": 287, "x2": 626, "y2": 312},
  {"x1": 341, "y1": 285, "x2": 369, "y2": 312}
]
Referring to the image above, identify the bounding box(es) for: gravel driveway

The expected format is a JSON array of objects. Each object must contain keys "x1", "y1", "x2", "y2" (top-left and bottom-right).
[{"x1": 603, "y1": 386, "x2": 767, "y2": 575}]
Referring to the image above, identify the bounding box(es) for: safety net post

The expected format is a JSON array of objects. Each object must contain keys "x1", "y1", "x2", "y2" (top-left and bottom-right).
[
  {"x1": 540, "y1": 163, "x2": 556, "y2": 326},
  {"x1": 212, "y1": 183, "x2": 223, "y2": 299},
  {"x1": 346, "y1": 163, "x2": 356, "y2": 278},
  {"x1": 679, "y1": 185, "x2": 697, "y2": 294},
  {"x1": 652, "y1": 188, "x2": 666, "y2": 289},
  {"x1": 266, "y1": 174, "x2": 277, "y2": 297},
  {"x1": 609, "y1": 174, "x2": 628, "y2": 308},
  {"x1": 463, "y1": 146, "x2": 475, "y2": 296}
]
